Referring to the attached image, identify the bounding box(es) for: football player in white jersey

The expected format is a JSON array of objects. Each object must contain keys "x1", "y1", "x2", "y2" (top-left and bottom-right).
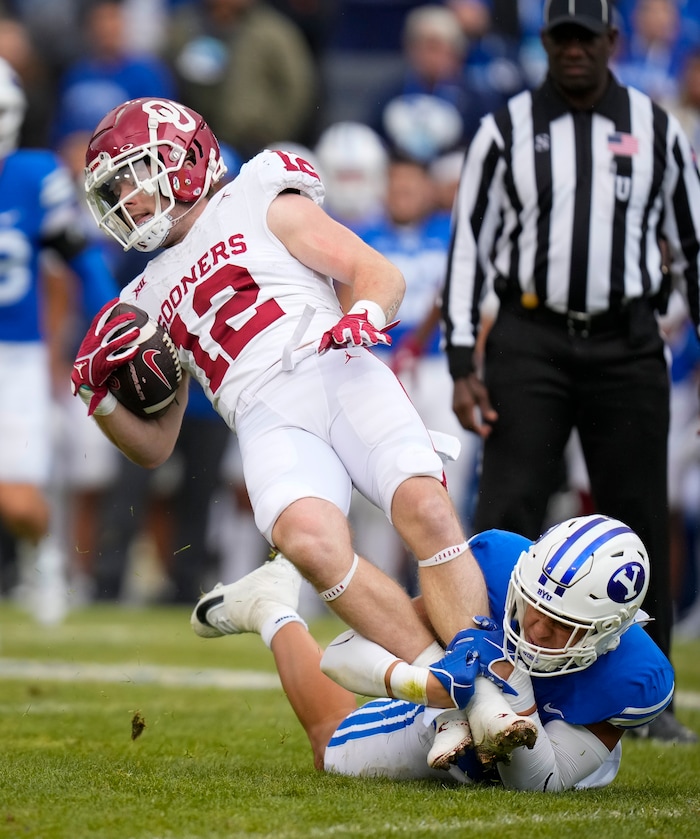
[
  {"x1": 190, "y1": 515, "x2": 674, "y2": 790},
  {"x1": 70, "y1": 97, "x2": 533, "y2": 764}
]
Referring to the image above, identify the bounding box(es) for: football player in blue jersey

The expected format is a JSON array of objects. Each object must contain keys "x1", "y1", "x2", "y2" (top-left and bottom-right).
[
  {"x1": 0, "y1": 58, "x2": 118, "y2": 622},
  {"x1": 191, "y1": 515, "x2": 675, "y2": 790}
]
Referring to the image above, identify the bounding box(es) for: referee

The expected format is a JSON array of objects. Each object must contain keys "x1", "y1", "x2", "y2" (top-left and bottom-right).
[{"x1": 442, "y1": 0, "x2": 700, "y2": 743}]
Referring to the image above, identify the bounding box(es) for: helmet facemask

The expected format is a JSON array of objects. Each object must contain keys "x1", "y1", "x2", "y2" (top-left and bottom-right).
[
  {"x1": 84, "y1": 98, "x2": 226, "y2": 252},
  {"x1": 87, "y1": 148, "x2": 179, "y2": 252},
  {"x1": 504, "y1": 568, "x2": 635, "y2": 676}
]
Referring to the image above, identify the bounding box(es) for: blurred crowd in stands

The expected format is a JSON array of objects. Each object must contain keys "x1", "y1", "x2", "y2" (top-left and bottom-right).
[{"x1": 1, "y1": 0, "x2": 700, "y2": 638}]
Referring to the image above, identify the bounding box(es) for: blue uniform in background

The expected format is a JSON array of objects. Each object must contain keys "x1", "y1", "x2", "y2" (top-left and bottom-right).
[
  {"x1": 363, "y1": 211, "x2": 450, "y2": 359},
  {"x1": 0, "y1": 147, "x2": 117, "y2": 341},
  {"x1": 0, "y1": 147, "x2": 117, "y2": 491}
]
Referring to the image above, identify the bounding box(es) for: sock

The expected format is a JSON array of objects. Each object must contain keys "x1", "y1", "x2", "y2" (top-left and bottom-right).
[
  {"x1": 504, "y1": 666, "x2": 536, "y2": 714},
  {"x1": 260, "y1": 610, "x2": 307, "y2": 648},
  {"x1": 411, "y1": 640, "x2": 445, "y2": 667}
]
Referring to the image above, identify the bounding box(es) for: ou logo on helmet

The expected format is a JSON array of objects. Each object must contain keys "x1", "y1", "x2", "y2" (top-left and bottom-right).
[
  {"x1": 607, "y1": 562, "x2": 646, "y2": 603},
  {"x1": 142, "y1": 99, "x2": 196, "y2": 132}
]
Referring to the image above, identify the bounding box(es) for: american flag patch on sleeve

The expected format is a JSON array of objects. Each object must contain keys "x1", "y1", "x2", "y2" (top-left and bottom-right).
[{"x1": 608, "y1": 132, "x2": 639, "y2": 156}]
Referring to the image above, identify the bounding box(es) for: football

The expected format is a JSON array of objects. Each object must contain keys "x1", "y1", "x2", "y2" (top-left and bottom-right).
[{"x1": 106, "y1": 302, "x2": 182, "y2": 418}]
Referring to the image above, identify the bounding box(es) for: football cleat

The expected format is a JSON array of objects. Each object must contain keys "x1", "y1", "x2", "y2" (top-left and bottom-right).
[
  {"x1": 427, "y1": 709, "x2": 473, "y2": 770},
  {"x1": 191, "y1": 553, "x2": 302, "y2": 638},
  {"x1": 466, "y1": 679, "x2": 538, "y2": 769}
]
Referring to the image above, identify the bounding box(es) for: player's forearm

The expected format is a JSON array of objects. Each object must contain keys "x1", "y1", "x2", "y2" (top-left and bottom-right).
[
  {"x1": 497, "y1": 717, "x2": 610, "y2": 792},
  {"x1": 348, "y1": 254, "x2": 405, "y2": 325},
  {"x1": 494, "y1": 665, "x2": 609, "y2": 791},
  {"x1": 94, "y1": 375, "x2": 189, "y2": 468}
]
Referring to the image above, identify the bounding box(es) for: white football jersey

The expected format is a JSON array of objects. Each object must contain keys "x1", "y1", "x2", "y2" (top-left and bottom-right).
[{"x1": 121, "y1": 149, "x2": 344, "y2": 429}]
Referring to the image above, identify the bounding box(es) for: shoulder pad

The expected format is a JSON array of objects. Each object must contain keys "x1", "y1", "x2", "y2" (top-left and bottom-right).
[{"x1": 241, "y1": 149, "x2": 325, "y2": 207}]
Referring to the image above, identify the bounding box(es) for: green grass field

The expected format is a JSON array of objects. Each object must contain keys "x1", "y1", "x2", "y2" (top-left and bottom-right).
[{"x1": 1, "y1": 603, "x2": 699, "y2": 839}]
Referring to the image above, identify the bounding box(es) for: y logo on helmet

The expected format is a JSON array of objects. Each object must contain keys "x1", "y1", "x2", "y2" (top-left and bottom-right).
[
  {"x1": 143, "y1": 349, "x2": 174, "y2": 389},
  {"x1": 607, "y1": 562, "x2": 645, "y2": 603},
  {"x1": 142, "y1": 100, "x2": 196, "y2": 132}
]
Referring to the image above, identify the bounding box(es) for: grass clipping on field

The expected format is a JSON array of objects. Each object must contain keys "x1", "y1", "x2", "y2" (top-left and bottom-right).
[{"x1": 131, "y1": 710, "x2": 146, "y2": 741}]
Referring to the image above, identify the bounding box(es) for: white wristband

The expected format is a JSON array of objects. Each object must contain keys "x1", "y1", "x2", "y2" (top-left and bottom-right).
[
  {"x1": 349, "y1": 299, "x2": 386, "y2": 330},
  {"x1": 78, "y1": 385, "x2": 118, "y2": 416}
]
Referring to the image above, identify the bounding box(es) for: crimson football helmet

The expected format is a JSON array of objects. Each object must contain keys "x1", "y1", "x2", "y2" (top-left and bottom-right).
[
  {"x1": 0, "y1": 58, "x2": 26, "y2": 159},
  {"x1": 504, "y1": 515, "x2": 650, "y2": 676},
  {"x1": 85, "y1": 98, "x2": 227, "y2": 252}
]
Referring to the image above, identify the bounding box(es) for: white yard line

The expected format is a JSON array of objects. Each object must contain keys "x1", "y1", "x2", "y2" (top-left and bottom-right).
[
  {"x1": 0, "y1": 657, "x2": 280, "y2": 689},
  {"x1": 0, "y1": 657, "x2": 699, "y2": 711}
]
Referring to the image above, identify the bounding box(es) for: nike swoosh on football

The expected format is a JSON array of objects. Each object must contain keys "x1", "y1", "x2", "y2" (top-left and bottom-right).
[{"x1": 142, "y1": 348, "x2": 172, "y2": 388}]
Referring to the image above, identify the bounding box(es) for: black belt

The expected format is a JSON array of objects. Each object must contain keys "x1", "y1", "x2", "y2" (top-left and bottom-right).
[{"x1": 508, "y1": 300, "x2": 630, "y2": 337}]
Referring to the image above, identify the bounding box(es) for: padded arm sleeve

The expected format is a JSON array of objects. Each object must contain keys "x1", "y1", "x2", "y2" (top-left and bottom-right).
[
  {"x1": 497, "y1": 716, "x2": 612, "y2": 792},
  {"x1": 320, "y1": 629, "x2": 400, "y2": 698}
]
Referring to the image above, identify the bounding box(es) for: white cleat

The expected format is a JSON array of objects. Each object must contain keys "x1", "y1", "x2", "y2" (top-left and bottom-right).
[
  {"x1": 427, "y1": 709, "x2": 473, "y2": 770},
  {"x1": 466, "y1": 679, "x2": 538, "y2": 769},
  {"x1": 191, "y1": 554, "x2": 302, "y2": 638}
]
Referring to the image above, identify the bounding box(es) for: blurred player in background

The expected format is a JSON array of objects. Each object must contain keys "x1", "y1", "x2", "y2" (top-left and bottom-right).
[
  {"x1": 314, "y1": 121, "x2": 389, "y2": 236},
  {"x1": 0, "y1": 58, "x2": 118, "y2": 623},
  {"x1": 71, "y1": 96, "x2": 531, "y2": 766}
]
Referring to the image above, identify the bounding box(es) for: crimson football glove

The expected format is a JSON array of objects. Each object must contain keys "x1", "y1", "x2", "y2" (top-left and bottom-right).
[
  {"x1": 319, "y1": 301, "x2": 398, "y2": 354},
  {"x1": 70, "y1": 298, "x2": 141, "y2": 416}
]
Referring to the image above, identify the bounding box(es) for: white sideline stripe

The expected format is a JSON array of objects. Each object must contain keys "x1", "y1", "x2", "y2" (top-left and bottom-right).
[
  {"x1": 0, "y1": 658, "x2": 281, "y2": 689},
  {"x1": 1, "y1": 658, "x2": 699, "y2": 710},
  {"x1": 675, "y1": 690, "x2": 700, "y2": 711}
]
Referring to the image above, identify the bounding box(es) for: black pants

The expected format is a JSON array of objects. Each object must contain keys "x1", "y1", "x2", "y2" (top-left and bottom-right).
[{"x1": 474, "y1": 305, "x2": 672, "y2": 657}]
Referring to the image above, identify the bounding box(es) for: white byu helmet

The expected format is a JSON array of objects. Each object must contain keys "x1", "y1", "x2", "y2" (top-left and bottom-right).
[
  {"x1": 314, "y1": 121, "x2": 388, "y2": 222},
  {"x1": 504, "y1": 515, "x2": 650, "y2": 676},
  {"x1": 0, "y1": 58, "x2": 26, "y2": 159}
]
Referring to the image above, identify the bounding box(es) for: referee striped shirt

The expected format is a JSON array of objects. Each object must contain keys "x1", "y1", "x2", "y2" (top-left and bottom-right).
[{"x1": 442, "y1": 74, "x2": 700, "y2": 378}]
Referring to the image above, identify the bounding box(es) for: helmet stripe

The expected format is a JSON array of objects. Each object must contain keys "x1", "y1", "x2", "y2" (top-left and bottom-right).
[{"x1": 541, "y1": 517, "x2": 634, "y2": 590}]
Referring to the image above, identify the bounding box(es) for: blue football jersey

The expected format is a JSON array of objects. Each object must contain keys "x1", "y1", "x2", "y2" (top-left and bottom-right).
[
  {"x1": 325, "y1": 528, "x2": 674, "y2": 785},
  {"x1": 362, "y1": 212, "x2": 451, "y2": 356},
  {"x1": 469, "y1": 529, "x2": 675, "y2": 730},
  {"x1": 0, "y1": 149, "x2": 116, "y2": 343}
]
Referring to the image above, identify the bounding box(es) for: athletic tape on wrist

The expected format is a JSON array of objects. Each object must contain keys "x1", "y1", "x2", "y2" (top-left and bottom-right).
[
  {"x1": 320, "y1": 553, "x2": 359, "y2": 602},
  {"x1": 418, "y1": 541, "x2": 468, "y2": 568},
  {"x1": 78, "y1": 385, "x2": 117, "y2": 416},
  {"x1": 388, "y1": 661, "x2": 429, "y2": 705},
  {"x1": 349, "y1": 299, "x2": 386, "y2": 330}
]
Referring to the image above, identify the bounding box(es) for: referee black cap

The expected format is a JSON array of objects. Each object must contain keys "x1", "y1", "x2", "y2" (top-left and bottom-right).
[{"x1": 543, "y1": 0, "x2": 611, "y2": 34}]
